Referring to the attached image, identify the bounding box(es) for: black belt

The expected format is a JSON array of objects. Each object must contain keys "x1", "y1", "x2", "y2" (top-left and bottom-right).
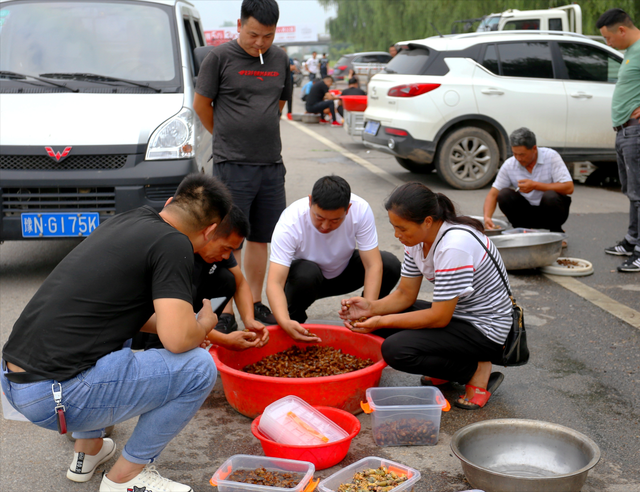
[
  {"x1": 614, "y1": 118, "x2": 639, "y2": 132},
  {"x1": 2, "y1": 360, "x2": 49, "y2": 384}
]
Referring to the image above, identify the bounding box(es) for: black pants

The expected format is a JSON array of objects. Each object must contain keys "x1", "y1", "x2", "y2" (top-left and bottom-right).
[
  {"x1": 131, "y1": 266, "x2": 236, "y2": 350},
  {"x1": 284, "y1": 250, "x2": 401, "y2": 323},
  {"x1": 498, "y1": 188, "x2": 571, "y2": 233},
  {"x1": 306, "y1": 100, "x2": 336, "y2": 122},
  {"x1": 375, "y1": 301, "x2": 503, "y2": 384}
]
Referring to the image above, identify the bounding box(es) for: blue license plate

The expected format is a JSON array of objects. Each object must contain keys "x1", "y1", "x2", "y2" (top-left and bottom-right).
[
  {"x1": 364, "y1": 120, "x2": 381, "y2": 136},
  {"x1": 21, "y1": 212, "x2": 99, "y2": 238}
]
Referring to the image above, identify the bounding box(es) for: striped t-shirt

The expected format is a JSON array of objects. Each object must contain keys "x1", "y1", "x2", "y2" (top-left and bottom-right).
[
  {"x1": 492, "y1": 147, "x2": 572, "y2": 206},
  {"x1": 400, "y1": 222, "x2": 512, "y2": 344}
]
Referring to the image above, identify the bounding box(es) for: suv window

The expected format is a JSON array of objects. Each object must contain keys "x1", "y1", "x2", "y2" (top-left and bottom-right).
[
  {"x1": 558, "y1": 42, "x2": 620, "y2": 83},
  {"x1": 376, "y1": 54, "x2": 392, "y2": 63},
  {"x1": 497, "y1": 42, "x2": 553, "y2": 78},
  {"x1": 384, "y1": 47, "x2": 430, "y2": 74},
  {"x1": 482, "y1": 44, "x2": 499, "y2": 74},
  {"x1": 503, "y1": 19, "x2": 541, "y2": 30},
  {"x1": 359, "y1": 55, "x2": 380, "y2": 63}
]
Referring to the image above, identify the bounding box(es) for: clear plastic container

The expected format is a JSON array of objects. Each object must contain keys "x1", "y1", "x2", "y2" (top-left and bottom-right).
[
  {"x1": 210, "y1": 454, "x2": 316, "y2": 492},
  {"x1": 259, "y1": 395, "x2": 348, "y2": 446},
  {"x1": 317, "y1": 456, "x2": 421, "y2": 492},
  {"x1": 364, "y1": 387, "x2": 449, "y2": 447}
]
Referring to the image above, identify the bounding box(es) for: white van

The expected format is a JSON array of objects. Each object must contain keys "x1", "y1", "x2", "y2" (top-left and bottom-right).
[{"x1": 0, "y1": 0, "x2": 212, "y2": 240}]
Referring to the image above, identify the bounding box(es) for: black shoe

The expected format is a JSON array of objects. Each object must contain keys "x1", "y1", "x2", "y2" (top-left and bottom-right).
[
  {"x1": 215, "y1": 313, "x2": 238, "y2": 334},
  {"x1": 605, "y1": 239, "x2": 635, "y2": 256},
  {"x1": 617, "y1": 253, "x2": 640, "y2": 272},
  {"x1": 254, "y1": 302, "x2": 277, "y2": 325}
]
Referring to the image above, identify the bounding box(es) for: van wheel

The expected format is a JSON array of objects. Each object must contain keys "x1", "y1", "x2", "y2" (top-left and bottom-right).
[
  {"x1": 435, "y1": 127, "x2": 499, "y2": 190},
  {"x1": 394, "y1": 157, "x2": 435, "y2": 174}
]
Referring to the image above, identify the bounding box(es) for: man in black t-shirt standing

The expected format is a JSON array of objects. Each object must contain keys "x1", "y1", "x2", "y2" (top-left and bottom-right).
[
  {"x1": 194, "y1": 0, "x2": 292, "y2": 327},
  {"x1": 305, "y1": 75, "x2": 341, "y2": 125},
  {"x1": 0, "y1": 175, "x2": 262, "y2": 492}
]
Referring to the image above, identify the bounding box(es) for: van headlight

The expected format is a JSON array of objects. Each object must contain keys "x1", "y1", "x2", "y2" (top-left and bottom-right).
[{"x1": 146, "y1": 108, "x2": 195, "y2": 160}]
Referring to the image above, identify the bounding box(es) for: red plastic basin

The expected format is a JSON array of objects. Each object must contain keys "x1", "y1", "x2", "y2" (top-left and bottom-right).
[
  {"x1": 210, "y1": 324, "x2": 387, "y2": 418},
  {"x1": 340, "y1": 95, "x2": 367, "y2": 112},
  {"x1": 251, "y1": 406, "x2": 360, "y2": 470}
]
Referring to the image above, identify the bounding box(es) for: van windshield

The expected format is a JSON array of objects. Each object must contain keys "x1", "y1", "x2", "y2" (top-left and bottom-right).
[{"x1": 0, "y1": 1, "x2": 178, "y2": 83}]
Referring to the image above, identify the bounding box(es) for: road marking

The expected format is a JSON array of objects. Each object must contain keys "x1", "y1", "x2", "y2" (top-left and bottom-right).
[
  {"x1": 286, "y1": 120, "x2": 404, "y2": 187},
  {"x1": 544, "y1": 274, "x2": 640, "y2": 330},
  {"x1": 287, "y1": 120, "x2": 640, "y2": 331}
]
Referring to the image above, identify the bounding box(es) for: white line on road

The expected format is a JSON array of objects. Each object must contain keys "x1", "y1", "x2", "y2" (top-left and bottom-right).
[
  {"x1": 286, "y1": 120, "x2": 404, "y2": 187},
  {"x1": 544, "y1": 274, "x2": 640, "y2": 330},
  {"x1": 288, "y1": 119, "x2": 640, "y2": 331}
]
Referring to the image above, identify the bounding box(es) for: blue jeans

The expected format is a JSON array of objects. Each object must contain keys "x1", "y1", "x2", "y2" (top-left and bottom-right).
[
  {"x1": 616, "y1": 124, "x2": 640, "y2": 254},
  {"x1": 1, "y1": 348, "x2": 216, "y2": 464}
]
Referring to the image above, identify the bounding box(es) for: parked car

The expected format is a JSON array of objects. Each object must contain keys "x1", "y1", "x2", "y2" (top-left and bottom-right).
[
  {"x1": 333, "y1": 52, "x2": 392, "y2": 81},
  {"x1": 362, "y1": 31, "x2": 622, "y2": 189},
  {"x1": 0, "y1": 0, "x2": 211, "y2": 240}
]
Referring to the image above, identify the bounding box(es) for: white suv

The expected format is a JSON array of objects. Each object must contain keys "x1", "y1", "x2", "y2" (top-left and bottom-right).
[{"x1": 362, "y1": 31, "x2": 623, "y2": 189}]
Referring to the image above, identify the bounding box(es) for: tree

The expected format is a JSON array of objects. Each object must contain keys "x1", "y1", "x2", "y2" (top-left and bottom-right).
[{"x1": 319, "y1": 0, "x2": 638, "y2": 51}]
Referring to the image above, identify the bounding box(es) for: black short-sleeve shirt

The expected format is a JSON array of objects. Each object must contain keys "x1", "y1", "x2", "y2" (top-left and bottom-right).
[
  {"x1": 196, "y1": 40, "x2": 292, "y2": 165},
  {"x1": 306, "y1": 80, "x2": 330, "y2": 107},
  {"x1": 2, "y1": 207, "x2": 194, "y2": 381}
]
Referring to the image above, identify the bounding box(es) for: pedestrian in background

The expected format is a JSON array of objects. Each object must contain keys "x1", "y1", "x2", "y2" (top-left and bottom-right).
[
  {"x1": 320, "y1": 52, "x2": 328, "y2": 78},
  {"x1": 598, "y1": 8, "x2": 640, "y2": 272},
  {"x1": 305, "y1": 51, "x2": 319, "y2": 81},
  {"x1": 282, "y1": 45, "x2": 296, "y2": 120},
  {"x1": 194, "y1": 0, "x2": 293, "y2": 322}
]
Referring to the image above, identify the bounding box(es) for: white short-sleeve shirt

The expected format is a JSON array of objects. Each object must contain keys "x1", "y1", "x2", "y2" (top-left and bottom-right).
[
  {"x1": 270, "y1": 194, "x2": 378, "y2": 279},
  {"x1": 400, "y1": 222, "x2": 512, "y2": 344},
  {"x1": 492, "y1": 147, "x2": 572, "y2": 206}
]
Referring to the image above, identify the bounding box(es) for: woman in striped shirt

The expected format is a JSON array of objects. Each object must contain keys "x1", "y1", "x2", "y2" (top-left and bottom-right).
[{"x1": 340, "y1": 182, "x2": 512, "y2": 410}]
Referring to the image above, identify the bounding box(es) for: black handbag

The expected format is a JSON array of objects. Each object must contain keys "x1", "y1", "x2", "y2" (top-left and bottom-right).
[{"x1": 437, "y1": 227, "x2": 530, "y2": 367}]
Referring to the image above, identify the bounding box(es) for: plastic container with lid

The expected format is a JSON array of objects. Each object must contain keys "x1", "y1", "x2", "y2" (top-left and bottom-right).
[
  {"x1": 361, "y1": 386, "x2": 450, "y2": 447},
  {"x1": 317, "y1": 456, "x2": 421, "y2": 492},
  {"x1": 210, "y1": 454, "x2": 318, "y2": 492},
  {"x1": 259, "y1": 395, "x2": 349, "y2": 446}
]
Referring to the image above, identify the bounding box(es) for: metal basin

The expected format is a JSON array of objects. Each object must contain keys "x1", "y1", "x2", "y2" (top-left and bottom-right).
[
  {"x1": 451, "y1": 419, "x2": 600, "y2": 492},
  {"x1": 490, "y1": 232, "x2": 563, "y2": 270},
  {"x1": 468, "y1": 216, "x2": 510, "y2": 236}
]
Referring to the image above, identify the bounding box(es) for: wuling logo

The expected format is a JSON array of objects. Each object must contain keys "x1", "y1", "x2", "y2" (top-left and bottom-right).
[{"x1": 45, "y1": 146, "x2": 72, "y2": 162}]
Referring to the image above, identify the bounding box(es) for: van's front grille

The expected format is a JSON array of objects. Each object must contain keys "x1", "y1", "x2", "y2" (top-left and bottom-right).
[
  {"x1": 145, "y1": 185, "x2": 178, "y2": 202},
  {"x1": 2, "y1": 187, "x2": 116, "y2": 214},
  {"x1": 0, "y1": 155, "x2": 128, "y2": 171}
]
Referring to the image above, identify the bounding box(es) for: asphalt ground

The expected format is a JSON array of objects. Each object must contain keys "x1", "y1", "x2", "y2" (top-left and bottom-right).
[{"x1": 1, "y1": 87, "x2": 639, "y2": 492}]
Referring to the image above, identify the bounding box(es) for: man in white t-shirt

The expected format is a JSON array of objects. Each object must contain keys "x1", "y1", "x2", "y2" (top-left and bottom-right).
[
  {"x1": 267, "y1": 176, "x2": 401, "y2": 342},
  {"x1": 483, "y1": 127, "x2": 574, "y2": 233},
  {"x1": 305, "y1": 51, "x2": 320, "y2": 81}
]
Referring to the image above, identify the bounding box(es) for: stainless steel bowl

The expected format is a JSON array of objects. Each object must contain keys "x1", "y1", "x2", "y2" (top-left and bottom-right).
[
  {"x1": 451, "y1": 419, "x2": 600, "y2": 492},
  {"x1": 468, "y1": 216, "x2": 510, "y2": 237},
  {"x1": 490, "y1": 232, "x2": 563, "y2": 270}
]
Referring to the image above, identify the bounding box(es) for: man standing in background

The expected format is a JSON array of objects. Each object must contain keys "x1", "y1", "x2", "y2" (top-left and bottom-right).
[
  {"x1": 598, "y1": 8, "x2": 640, "y2": 272},
  {"x1": 194, "y1": 0, "x2": 293, "y2": 322},
  {"x1": 305, "y1": 51, "x2": 319, "y2": 81}
]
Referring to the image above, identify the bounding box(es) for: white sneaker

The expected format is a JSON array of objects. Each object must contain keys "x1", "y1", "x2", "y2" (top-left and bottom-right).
[
  {"x1": 67, "y1": 438, "x2": 117, "y2": 482},
  {"x1": 100, "y1": 465, "x2": 193, "y2": 492}
]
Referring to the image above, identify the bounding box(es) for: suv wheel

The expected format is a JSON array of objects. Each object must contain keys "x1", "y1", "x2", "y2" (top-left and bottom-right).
[
  {"x1": 436, "y1": 127, "x2": 499, "y2": 190},
  {"x1": 395, "y1": 157, "x2": 435, "y2": 174}
]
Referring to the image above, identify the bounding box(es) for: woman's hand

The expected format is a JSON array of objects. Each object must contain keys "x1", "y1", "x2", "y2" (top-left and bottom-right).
[
  {"x1": 339, "y1": 297, "x2": 372, "y2": 322},
  {"x1": 243, "y1": 319, "x2": 269, "y2": 347},
  {"x1": 281, "y1": 320, "x2": 322, "y2": 343},
  {"x1": 346, "y1": 315, "x2": 382, "y2": 334}
]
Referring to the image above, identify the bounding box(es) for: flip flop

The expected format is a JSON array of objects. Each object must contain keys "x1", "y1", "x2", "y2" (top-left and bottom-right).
[
  {"x1": 419, "y1": 376, "x2": 450, "y2": 387},
  {"x1": 454, "y1": 372, "x2": 504, "y2": 410}
]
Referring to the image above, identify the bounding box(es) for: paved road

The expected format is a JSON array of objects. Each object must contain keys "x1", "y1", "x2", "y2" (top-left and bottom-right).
[{"x1": 1, "y1": 91, "x2": 639, "y2": 491}]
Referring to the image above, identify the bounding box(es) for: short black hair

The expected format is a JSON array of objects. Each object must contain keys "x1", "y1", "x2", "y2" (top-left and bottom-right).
[
  {"x1": 509, "y1": 127, "x2": 536, "y2": 149},
  {"x1": 170, "y1": 174, "x2": 232, "y2": 231},
  {"x1": 311, "y1": 176, "x2": 351, "y2": 211},
  {"x1": 323, "y1": 75, "x2": 334, "y2": 83},
  {"x1": 214, "y1": 205, "x2": 250, "y2": 239},
  {"x1": 241, "y1": 0, "x2": 279, "y2": 27},
  {"x1": 348, "y1": 77, "x2": 359, "y2": 85},
  {"x1": 596, "y1": 8, "x2": 634, "y2": 29}
]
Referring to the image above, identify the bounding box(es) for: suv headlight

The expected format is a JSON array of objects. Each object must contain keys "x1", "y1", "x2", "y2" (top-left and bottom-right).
[{"x1": 146, "y1": 108, "x2": 195, "y2": 160}]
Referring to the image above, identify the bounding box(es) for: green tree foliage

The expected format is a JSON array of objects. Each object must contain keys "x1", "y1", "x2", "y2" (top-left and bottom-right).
[{"x1": 318, "y1": 0, "x2": 638, "y2": 52}]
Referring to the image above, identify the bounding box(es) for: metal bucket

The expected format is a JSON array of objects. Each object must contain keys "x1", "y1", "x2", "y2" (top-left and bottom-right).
[
  {"x1": 490, "y1": 232, "x2": 563, "y2": 270},
  {"x1": 451, "y1": 419, "x2": 600, "y2": 492}
]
